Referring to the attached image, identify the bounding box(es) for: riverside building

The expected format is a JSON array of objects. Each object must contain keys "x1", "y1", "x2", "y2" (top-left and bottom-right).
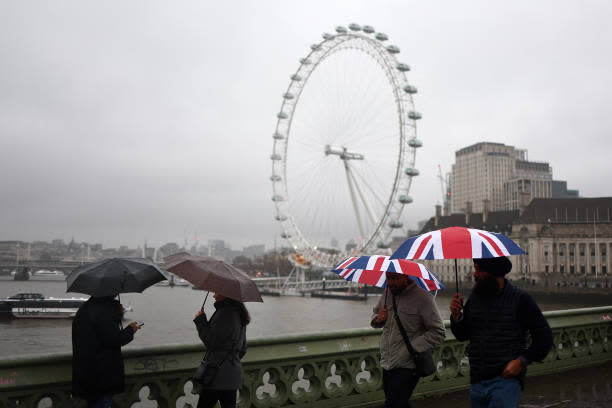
[{"x1": 416, "y1": 198, "x2": 612, "y2": 288}]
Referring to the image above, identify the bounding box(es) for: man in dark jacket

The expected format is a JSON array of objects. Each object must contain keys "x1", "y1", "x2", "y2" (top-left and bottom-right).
[
  {"x1": 72, "y1": 296, "x2": 140, "y2": 408},
  {"x1": 450, "y1": 257, "x2": 553, "y2": 408}
]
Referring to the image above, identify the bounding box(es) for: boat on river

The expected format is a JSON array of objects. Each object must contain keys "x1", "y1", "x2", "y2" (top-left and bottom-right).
[{"x1": 0, "y1": 293, "x2": 87, "y2": 319}]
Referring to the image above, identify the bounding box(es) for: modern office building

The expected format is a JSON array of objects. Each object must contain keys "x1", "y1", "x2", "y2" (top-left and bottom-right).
[{"x1": 451, "y1": 142, "x2": 553, "y2": 213}]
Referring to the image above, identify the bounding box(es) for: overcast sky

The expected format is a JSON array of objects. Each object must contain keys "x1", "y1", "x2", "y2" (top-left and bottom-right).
[{"x1": 1, "y1": 1, "x2": 611, "y2": 250}]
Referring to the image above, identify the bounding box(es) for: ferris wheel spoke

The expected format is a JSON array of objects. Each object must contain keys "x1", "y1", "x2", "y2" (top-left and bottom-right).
[{"x1": 350, "y1": 164, "x2": 389, "y2": 211}]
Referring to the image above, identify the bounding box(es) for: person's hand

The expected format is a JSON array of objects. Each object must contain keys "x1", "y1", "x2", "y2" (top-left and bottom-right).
[
  {"x1": 450, "y1": 293, "x2": 464, "y2": 320},
  {"x1": 195, "y1": 310, "x2": 205, "y2": 319},
  {"x1": 501, "y1": 358, "x2": 522, "y2": 378},
  {"x1": 129, "y1": 321, "x2": 141, "y2": 333},
  {"x1": 375, "y1": 306, "x2": 388, "y2": 324}
]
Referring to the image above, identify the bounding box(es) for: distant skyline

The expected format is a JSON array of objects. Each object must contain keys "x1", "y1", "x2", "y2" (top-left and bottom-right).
[{"x1": 1, "y1": 1, "x2": 611, "y2": 249}]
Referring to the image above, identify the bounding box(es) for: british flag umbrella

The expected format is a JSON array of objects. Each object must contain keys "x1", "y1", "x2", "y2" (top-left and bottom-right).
[
  {"x1": 332, "y1": 255, "x2": 445, "y2": 292},
  {"x1": 390, "y1": 226, "x2": 525, "y2": 293}
]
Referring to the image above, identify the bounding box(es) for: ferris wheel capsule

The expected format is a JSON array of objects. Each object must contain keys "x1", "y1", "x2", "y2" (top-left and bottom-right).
[
  {"x1": 270, "y1": 153, "x2": 281, "y2": 161},
  {"x1": 275, "y1": 214, "x2": 288, "y2": 221},
  {"x1": 277, "y1": 112, "x2": 288, "y2": 119},
  {"x1": 404, "y1": 167, "x2": 419, "y2": 176},
  {"x1": 403, "y1": 85, "x2": 418, "y2": 94},
  {"x1": 362, "y1": 25, "x2": 375, "y2": 33},
  {"x1": 396, "y1": 63, "x2": 410, "y2": 72},
  {"x1": 348, "y1": 23, "x2": 362, "y2": 31},
  {"x1": 299, "y1": 58, "x2": 312, "y2": 65},
  {"x1": 408, "y1": 111, "x2": 422, "y2": 120},
  {"x1": 310, "y1": 44, "x2": 321, "y2": 51},
  {"x1": 399, "y1": 194, "x2": 414, "y2": 204},
  {"x1": 290, "y1": 74, "x2": 302, "y2": 81},
  {"x1": 273, "y1": 132, "x2": 285, "y2": 140},
  {"x1": 408, "y1": 138, "x2": 423, "y2": 148},
  {"x1": 280, "y1": 232, "x2": 291, "y2": 239},
  {"x1": 389, "y1": 220, "x2": 404, "y2": 228},
  {"x1": 283, "y1": 93, "x2": 294, "y2": 100},
  {"x1": 272, "y1": 195, "x2": 284, "y2": 202},
  {"x1": 377, "y1": 241, "x2": 389, "y2": 249},
  {"x1": 335, "y1": 26, "x2": 347, "y2": 33},
  {"x1": 270, "y1": 175, "x2": 282, "y2": 182},
  {"x1": 375, "y1": 32, "x2": 388, "y2": 41},
  {"x1": 386, "y1": 45, "x2": 400, "y2": 54},
  {"x1": 322, "y1": 33, "x2": 334, "y2": 40}
]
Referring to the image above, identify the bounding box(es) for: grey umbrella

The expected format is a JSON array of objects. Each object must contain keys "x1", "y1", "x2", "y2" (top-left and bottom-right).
[
  {"x1": 164, "y1": 253, "x2": 263, "y2": 303},
  {"x1": 66, "y1": 258, "x2": 167, "y2": 297}
]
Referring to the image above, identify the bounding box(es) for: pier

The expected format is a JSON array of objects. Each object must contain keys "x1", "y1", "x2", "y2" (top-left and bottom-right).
[{"x1": 1, "y1": 306, "x2": 611, "y2": 407}]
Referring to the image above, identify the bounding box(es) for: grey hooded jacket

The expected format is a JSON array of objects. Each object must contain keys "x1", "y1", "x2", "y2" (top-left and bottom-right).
[{"x1": 370, "y1": 283, "x2": 445, "y2": 370}]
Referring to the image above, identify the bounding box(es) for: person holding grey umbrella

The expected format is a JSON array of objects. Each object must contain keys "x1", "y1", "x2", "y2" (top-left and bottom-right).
[{"x1": 193, "y1": 292, "x2": 249, "y2": 408}]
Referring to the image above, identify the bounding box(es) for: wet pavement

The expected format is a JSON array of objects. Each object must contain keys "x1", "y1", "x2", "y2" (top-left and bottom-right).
[{"x1": 411, "y1": 361, "x2": 612, "y2": 408}]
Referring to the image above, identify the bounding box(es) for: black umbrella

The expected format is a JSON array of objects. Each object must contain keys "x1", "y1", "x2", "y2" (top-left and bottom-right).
[{"x1": 66, "y1": 258, "x2": 167, "y2": 297}]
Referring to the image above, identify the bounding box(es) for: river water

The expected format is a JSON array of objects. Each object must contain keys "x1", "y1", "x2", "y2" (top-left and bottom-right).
[{"x1": 0, "y1": 277, "x2": 610, "y2": 358}]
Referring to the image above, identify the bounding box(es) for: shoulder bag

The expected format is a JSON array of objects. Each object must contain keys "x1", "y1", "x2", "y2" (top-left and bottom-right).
[{"x1": 391, "y1": 294, "x2": 436, "y2": 377}]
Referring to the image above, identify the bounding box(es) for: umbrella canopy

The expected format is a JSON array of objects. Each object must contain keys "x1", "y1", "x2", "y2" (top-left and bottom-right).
[
  {"x1": 165, "y1": 254, "x2": 263, "y2": 302},
  {"x1": 67, "y1": 258, "x2": 167, "y2": 297},
  {"x1": 390, "y1": 226, "x2": 525, "y2": 293},
  {"x1": 390, "y1": 226, "x2": 525, "y2": 260},
  {"x1": 332, "y1": 255, "x2": 445, "y2": 291}
]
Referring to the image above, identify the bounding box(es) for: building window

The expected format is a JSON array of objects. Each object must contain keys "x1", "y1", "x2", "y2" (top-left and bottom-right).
[
  {"x1": 545, "y1": 264, "x2": 549, "y2": 273},
  {"x1": 580, "y1": 265, "x2": 585, "y2": 274},
  {"x1": 560, "y1": 265, "x2": 565, "y2": 273},
  {"x1": 570, "y1": 265, "x2": 575, "y2": 274},
  {"x1": 603, "y1": 266, "x2": 608, "y2": 275},
  {"x1": 591, "y1": 266, "x2": 596, "y2": 275}
]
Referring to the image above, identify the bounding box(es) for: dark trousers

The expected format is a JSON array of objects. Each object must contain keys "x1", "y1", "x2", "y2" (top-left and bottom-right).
[
  {"x1": 383, "y1": 368, "x2": 419, "y2": 408},
  {"x1": 197, "y1": 389, "x2": 237, "y2": 408}
]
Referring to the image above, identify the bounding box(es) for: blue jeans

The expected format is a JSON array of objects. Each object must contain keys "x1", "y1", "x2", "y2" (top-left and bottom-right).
[
  {"x1": 87, "y1": 395, "x2": 113, "y2": 408},
  {"x1": 470, "y1": 377, "x2": 521, "y2": 408}
]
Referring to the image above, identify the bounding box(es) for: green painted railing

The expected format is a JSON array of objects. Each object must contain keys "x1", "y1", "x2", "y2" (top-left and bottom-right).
[{"x1": 1, "y1": 307, "x2": 611, "y2": 407}]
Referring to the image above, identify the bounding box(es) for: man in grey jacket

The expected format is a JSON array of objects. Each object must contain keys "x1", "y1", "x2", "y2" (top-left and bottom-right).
[{"x1": 371, "y1": 272, "x2": 446, "y2": 407}]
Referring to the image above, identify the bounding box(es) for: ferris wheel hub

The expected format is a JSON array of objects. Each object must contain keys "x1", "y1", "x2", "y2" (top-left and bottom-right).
[{"x1": 324, "y1": 145, "x2": 365, "y2": 161}]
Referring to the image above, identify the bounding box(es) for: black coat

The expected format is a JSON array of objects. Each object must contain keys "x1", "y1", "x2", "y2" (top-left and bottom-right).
[
  {"x1": 194, "y1": 299, "x2": 247, "y2": 390},
  {"x1": 72, "y1": 297, "x2": 134, "y2": 398}
]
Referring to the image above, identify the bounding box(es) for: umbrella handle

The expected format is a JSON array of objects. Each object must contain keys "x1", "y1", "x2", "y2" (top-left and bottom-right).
[
  {"x1": 455, "y1": 259, "x2": 460, "y2": 294},
  {"x1": 201, "y1": 291, "x2": 210, "y2": 311}
]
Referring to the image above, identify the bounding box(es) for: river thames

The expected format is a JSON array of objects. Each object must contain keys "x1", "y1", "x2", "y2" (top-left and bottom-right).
[{"x1": 2, "y1": 276, "x2": 611, "y2": 359}]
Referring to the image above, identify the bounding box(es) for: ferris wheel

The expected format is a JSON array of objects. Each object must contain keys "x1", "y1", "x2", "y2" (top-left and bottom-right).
[{"x1": 270, "y1": 24, "x2": 423, "y2": 268}]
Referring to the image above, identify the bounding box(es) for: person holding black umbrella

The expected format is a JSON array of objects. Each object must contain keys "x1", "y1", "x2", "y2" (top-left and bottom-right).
[
  {"x1": 72, "y1": 295, "x2": 142, "y2": 408},
  {"x1": 193, "y1": 292, "x2": 249, "y2": 408},
  {"x1": 67, "y1": 257, "x2": 166, "y2": 408}
]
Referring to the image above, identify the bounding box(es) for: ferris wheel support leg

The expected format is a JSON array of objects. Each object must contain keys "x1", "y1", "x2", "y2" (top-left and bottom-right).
[
  {"x1": 343, "y1": 160, "x2": 365, "y2": 237},
  {"x1": 349, "y1": 168, "x2": 377, "y2": 227}
]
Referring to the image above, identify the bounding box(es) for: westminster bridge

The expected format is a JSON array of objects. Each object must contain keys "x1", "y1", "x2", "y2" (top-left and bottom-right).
[{"x1": 1, "y1": 307, "x2": 611, "y2": 407}]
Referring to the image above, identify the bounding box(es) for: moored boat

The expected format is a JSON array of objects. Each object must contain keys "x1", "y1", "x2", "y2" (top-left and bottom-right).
[{"x1": 0, "y1": 293, "x2": 88, "y2": 319}]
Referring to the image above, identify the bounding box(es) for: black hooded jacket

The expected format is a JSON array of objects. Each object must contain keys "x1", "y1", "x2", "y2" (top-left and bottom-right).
[{"x1": 72, "y1": 297, "x2": 134, "y2": 398}]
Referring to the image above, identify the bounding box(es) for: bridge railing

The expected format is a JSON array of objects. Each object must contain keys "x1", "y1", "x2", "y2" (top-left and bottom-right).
[{"x1": 1, "y1": 306, "x2": 611, "y2": 408}]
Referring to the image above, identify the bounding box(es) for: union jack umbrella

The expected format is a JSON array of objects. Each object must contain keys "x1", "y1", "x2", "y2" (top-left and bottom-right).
[
  {"x1": 332, "y1": 255, "x2": 445, "y2": 292},
  {"x1": 390, "y1": 226, "x2": 525, "y2": 293}
]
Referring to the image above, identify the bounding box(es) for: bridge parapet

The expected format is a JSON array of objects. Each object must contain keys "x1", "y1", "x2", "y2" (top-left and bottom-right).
[{"x1": 1, "y1": 307, "x2": 611, "y2": 407}]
